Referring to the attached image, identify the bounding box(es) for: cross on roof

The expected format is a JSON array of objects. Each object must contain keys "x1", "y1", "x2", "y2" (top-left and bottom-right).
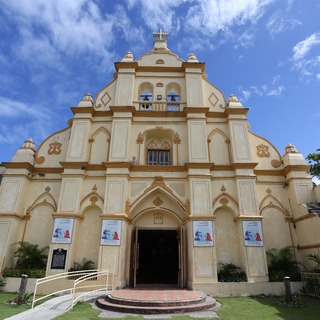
[{"x1": 153, "y1": 28, "x2": 168, "y2": 40}]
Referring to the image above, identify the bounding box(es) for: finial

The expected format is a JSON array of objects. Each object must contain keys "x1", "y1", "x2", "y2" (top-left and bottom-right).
[
  {"x1": 82, "y1": 93, "x2": 93, "y2": 102},
  {"x1": 228, "y1": 94, "x2": 239, "y2": 102},
  {"x1": 285, "y1": 143, "x2": 299, "y2": 154},
  {"x1": 187, "y1": 53, "x2": 198, "y2": 62},
  {"x1": 153, "y1": 28, "x2": 168, "y2": 40},
  {"x1": 77, "y1": 93, "x2": 94, "y2": 107},
  {"x1": 121, "y1": 51, "x2": 134, "y2": 62},
  {"x1": 21, "y1": 138, "x2": 36, "y2": 151}
]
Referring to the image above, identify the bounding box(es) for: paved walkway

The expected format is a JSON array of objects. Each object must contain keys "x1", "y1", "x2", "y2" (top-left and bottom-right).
[{"x1": 5, "y1": 291, "x2": 220, "y2": 319}]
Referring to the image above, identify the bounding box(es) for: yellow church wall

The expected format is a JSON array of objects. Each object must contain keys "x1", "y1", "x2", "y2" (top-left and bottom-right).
[{"x1": 214, "y1": 207, "x2": 242, "y2": 268}]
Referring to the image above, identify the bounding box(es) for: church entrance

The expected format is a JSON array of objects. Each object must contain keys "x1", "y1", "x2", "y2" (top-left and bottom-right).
[{"x1": 132, "y1": 229, "x2": 181, "y2": 286}]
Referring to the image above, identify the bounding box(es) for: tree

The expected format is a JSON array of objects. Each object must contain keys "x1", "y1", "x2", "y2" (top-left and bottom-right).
[
  {"x1": 306, "y1": 149, "x2": 320, "y2": 179},
  {"x1": 12, "y1": 241, "x2": 48, "y2": 270}
]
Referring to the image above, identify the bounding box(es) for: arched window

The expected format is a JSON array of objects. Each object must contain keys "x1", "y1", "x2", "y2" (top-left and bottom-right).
[
  {"x1": 166, "y1": 82, "x2": 181, "y2": 111},
  {"x1": 147, "y1": 139, "x2": 171, "y2": 165},
  {"x1": 139, "y1": 82, "x2": 153, "y2": 110},
  {"x1": 139, "y1": 92, "x2": 152, "y2": 110}
]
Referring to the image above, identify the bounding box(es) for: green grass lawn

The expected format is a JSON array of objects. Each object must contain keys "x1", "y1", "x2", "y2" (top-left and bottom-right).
[
  {"x1": 54, "y1": 295, "x2": 320, "y2": 320},
  {"x1": 215, "y1": 295, "x2": 320, "y2": 320},
  {"x1": 1, "y1": 293, "x2": 319, "y2": 320},
  {"x1": 0, "y1": 292, "x2": 31, "y2": 319}
]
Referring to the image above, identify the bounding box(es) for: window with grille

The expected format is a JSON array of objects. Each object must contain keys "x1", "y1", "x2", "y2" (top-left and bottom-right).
[
  {"x1": 148, "y1": 150, "x2": 170, "y2": 165},
  {"x1": 147, "y1": 139, "x2": 171, "y2": 165}
]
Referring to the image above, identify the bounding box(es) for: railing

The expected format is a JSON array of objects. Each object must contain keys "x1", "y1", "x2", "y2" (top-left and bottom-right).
[
  {"x1": 300, "y1": 272, "x2": 320, "y2": 297},
  {"x1": 137, "y1": 101, "x2": 182, "y2": 111},
  {"x1": 31, "y1": 269, "x2": 115, "y2": 309}
]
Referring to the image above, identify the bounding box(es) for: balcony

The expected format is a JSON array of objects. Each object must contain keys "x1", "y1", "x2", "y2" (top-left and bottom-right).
[{"x1": 137, "y1": 101, "x2": 182, "y2": 111}]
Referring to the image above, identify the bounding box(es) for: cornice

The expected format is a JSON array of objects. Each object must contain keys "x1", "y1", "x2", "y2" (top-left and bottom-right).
[
  {"x1": 188, "y1": 214, "x2": 215, "y2": 220},
  {"x1": 0, "y1": 213, "x2": 24, "y2": 220},
  {"x1": 71, "y1": 107, "x2": 94, "y2": 115},
  {"x1": 110, "y1": 106, "x2": 136, "y2": 115},
  {"x1": 283, "y1": 165, "x2": 310, "y2": 176},
  {"x1": 134, "y1": 110, "x2": 185, "y2": 118},
  {"x1": 100, "y1": 213, "x2": 129, "y2": 222},
  {"x1": 185, "y1": 163, "x2": 214, "y2": 169},
  {"x1": 182, "y1": 62, "x2": 205, "y2": 72},
  {"x1": 232, "y1": 163, "x2": 258, "y2": 170},
  {"x1": 114, "y1": 61, "x2": 138, "y2": 71},
  {"x1": 130, "y1": 165, "x2": 187, "y2": 172},
  {"x1": 293, "y1": 213, "x2": 315, "y2": 223},
  {"x1": 183, "y1": 107, "x2": 209, "y2": 115},
  {"x1": 103, "y1": 161, "x2": 132, "y2": 169},
  {"x1": 225, "y1": 108, "x2": 249, "y2": 116},
  {"x1": 52, "y1": 212, "x2": 84, "y2": 220},
  {"x1": 136, "y1": 66, "x2": 184, "y2": 73},
  {"x1": 59, "y1": 162, "x2": 88, "y2": 169},
  {"x1": 298, "y1": 243, "x2": 320, "y2": 250},
  {"x1": 254, "y1": 169, "x2": 284, "y2": 176},
  {"x1": 211, "y1": 165, "x2": 233, "y2": 170},
  {"x1": 2, "y1": 162, "x2": 34, "y2": 171},
  {"x1": 233, "y1": 215, "x2": 263, "y2": 222},
  {"x1": 207, "y1": 112, "x2": 227, "y2": 119}
]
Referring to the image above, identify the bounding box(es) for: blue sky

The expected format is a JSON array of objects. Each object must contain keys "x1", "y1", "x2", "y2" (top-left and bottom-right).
[{"x1": 0, "y1": 0, "x2": 319, "y2": 165}]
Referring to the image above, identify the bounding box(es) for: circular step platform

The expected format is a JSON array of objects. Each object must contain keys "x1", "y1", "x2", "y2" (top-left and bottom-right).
[{"x1": 96, "y1": 287, "x2": 216, "y2": 314}]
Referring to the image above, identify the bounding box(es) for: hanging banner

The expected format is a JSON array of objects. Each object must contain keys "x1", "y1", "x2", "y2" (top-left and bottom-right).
[
  {"x1": 193, "y1": 220, "x2": 214, "y2": 247},
  {"x1": 100, "y1": 219, "x2": 122, "y2": 246},
  {"x1": 242, "y1": 220, "x2": 264, "y2": 246},
  {"x1": 52, "y1": 218, "x2": 74, "y2": 244}
]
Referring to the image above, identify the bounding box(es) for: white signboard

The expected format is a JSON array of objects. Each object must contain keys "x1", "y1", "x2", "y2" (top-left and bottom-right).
[
  {"x1": 193, "y1": 220, "x2": 214, "y2": 247},
  {"x1": 243, "y1": 220, "x2": 264, "y2": 246},
  {"x1": 52, "y1": 218, "x2": 74, "y2": 244},
  {"x1": 101, "y1": 220, "x2": 122, "y2": 246}
]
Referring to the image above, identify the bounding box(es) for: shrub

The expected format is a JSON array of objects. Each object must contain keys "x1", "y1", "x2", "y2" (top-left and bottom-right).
[
  {"x1": 68, "y1": 259, "x2": 95, "y2": 279},
  {"x1": 0, "y1": 277, "x2": 6, "y2": 291},
  {"x1": 266, "y1": 246, "x2": 302, "y2": 281},
  {"x1": 2, "y1": 268, "x2": 46, "y2": 278},
  {"x1": 218, "y1": 262, "x2": 247, "y2": 282},
  {"x1": 68, "y1": 258, "x2": 95, "y2": 272},
  {"x1": 306, "y1": 254, "x2": 320, "y2": 272},
  {"x1": 12, "y1": 241, "x2": 48, "y2": 270}
]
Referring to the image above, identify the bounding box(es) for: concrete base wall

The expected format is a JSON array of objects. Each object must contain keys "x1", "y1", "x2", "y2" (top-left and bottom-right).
[
  {"x1": 3, "y1": 277, "x2": 303, "y2": 297},
  {"x1": 193, "y1": 281, "x2": 303, "y2": 296},
  {"x1": 3, "y1": 277, "x2": 37, "y2": 294}
]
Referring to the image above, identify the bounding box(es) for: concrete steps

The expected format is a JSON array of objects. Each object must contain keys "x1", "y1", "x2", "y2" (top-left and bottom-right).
[{"x1": 95, "y1": 288, "x2": 216, "y2": 314}]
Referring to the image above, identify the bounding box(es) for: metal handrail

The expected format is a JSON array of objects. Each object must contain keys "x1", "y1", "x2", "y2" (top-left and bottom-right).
[
  {"x1": 31, "y1": 269, "x2": 114, "y2": 309},
  {"x1": 300, "y1": 271, "x2": 320, "y2": 298}
]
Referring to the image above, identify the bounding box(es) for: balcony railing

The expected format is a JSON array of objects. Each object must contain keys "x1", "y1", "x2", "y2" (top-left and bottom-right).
[{"x1": 137, "y1": 101, "x2": 182, "y2": 111}]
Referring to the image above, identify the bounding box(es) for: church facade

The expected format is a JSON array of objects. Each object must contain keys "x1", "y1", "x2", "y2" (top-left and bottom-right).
[{"x1": 0, "y1": 32, "x2": 319, "y2": 293}]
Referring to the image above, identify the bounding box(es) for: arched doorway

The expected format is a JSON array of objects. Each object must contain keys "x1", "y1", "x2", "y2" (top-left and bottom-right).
[
  {"x1": 135, "y1": 229, "x2": 179, "y2": 284},
  {"x1": 131, "y1": 210, "x2": 183, "y2": 287}
]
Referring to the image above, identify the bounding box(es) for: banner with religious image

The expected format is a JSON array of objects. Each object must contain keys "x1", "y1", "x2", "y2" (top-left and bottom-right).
[
  {"x1": 193, "y1": 220, "x2": 214, "y2": 246},
  {"x1": 52, "y1": 218, "x2": 74, "y2": 244},
  {"x1": 242, "y1": 220, "x2": 264, "y2": 246},
  {"x1": 100, "y1": 219, "x2": 122, "y2": 246}
]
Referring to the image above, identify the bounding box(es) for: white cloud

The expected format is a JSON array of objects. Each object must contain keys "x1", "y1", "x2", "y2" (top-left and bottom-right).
[
  {"x1": 242, "y1": 90, "x2": 252, "y2": 100},
  {"x1": 291, "y1": 34, "x2": 320, "y2": 79},
  {"x1": 267, "y1": 85, "x2": 285, "y2": 96},
  {"x1": 185, "y1": 0, "x2": 274, "y2": 35},
  {"x1": 238, "y1": 76, "x2": 285, "y2": 101},
  {"x1": 235, "y1": 31, "x2": 255, "y2": 48},
  {"x1": 125, "y1": 0, "x2": 185, "y2": 31},
  {"x1": 0, "y1": 96, "x2": 53, "y2": 119},
  {"x1": 1, "y1": 0, "x2": 116, "y2": 70},
  {"x1": 292, "y1": 33, "x2": 320, "y2": 61},
  {"x1": 266, "y1": 11, "x2": 301, "y2": 36}
]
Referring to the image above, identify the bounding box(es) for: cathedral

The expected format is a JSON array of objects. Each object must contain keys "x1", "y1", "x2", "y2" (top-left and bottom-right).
[{"x1": 0, "y1": 31, "x2": 319, "y2": 295}]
